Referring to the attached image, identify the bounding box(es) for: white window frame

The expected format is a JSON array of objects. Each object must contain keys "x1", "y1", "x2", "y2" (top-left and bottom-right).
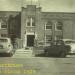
[
  {"x1": 55, "y1": 35, "x2": 62, "y2": 40},
  {"x1": 0, "y1": 22, "x2": 1, "y2": 29},
  {"x1": 55, "y1": 21, "x2": 63, "y2": 31},
  {"x1": 26, "y1": 17, "x2": 35, "y2": 27},
  {"x1": 0, "y1": 19, "x2": 7, "y2": 29},
  {"x1": 45, "y1": 21, "x2": 52, "y2": 30},
  {"x1": 45, "y1": 35, "x2": 52, "y2": 44},
  {"x1": 1, "y1": 24, "x2": 7, "y2": 29},
  {"x1": 1, "y1": 34, "x2": 7, "y2": 37}
]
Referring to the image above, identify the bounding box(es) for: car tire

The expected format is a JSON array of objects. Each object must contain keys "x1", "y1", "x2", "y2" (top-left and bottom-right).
[
  {"x1": 44, "y1": 51, "x2": 48, "y2": 57},
  {"x1": 8, "y1": 51, "x2": 14, "y2": 57},
  {"x1": 60, "y1": 52, "x2": 66, "y2": 58}
]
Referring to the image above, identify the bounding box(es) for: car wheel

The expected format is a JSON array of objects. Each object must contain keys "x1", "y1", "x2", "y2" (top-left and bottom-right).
[
  {"x1": 44, "y1": 51, "x2": 48, "y2": 57},
  {"x1": 60, "y1": 52, "x2": 66, "y2": 58},
  {"x1": 8, "y1": 51, "x2": 14, "y2": 57}
]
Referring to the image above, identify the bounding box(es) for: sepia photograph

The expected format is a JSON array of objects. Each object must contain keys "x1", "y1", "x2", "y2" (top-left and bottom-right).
[{"x1": 0, "y1": 0, "x2": 75, "y2": 75}]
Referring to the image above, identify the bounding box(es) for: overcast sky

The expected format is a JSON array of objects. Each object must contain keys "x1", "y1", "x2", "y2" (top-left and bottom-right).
[{"x1": 0, "y1": 0, "x2": 75, "y2": 12}]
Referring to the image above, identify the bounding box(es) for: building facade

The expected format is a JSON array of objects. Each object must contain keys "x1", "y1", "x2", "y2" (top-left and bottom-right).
[
  {"x1": 0, "y1": 11, "x2": 20, "y2": 40},
  {"x1": 0, "y1": 4, "x2": 75, "y2": 48},
  {"x1": 21, "y1": 5, "x2": 75, "y2": 47},
  {"x1": 0, "y1": 12, "x2": 8, "y2": 37}
]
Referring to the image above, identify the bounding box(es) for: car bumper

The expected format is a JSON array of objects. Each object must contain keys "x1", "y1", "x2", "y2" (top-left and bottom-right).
[
  {"x1": 0, "y1": 49, "x2": 12, "y2": 53},
  {"x1": 68, "y1": 50, "x2": 75, "y2": 55}
]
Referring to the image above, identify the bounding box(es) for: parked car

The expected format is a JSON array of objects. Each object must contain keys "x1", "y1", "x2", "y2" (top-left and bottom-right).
[
  {"x1": 69, "y1": 40, "x2": 75, "y2": 54},
  {"x1": 62, "y1": 39, "x2": 75, "y2": 54},
  {"x1": 0, "y1": 38, "x2": 14, "y2": 56},
  {"x1": 62, "y1": 39, "x2": 72, "y2": 45},
  {"x1": 44, "y1": 40, "x2": 71, "y2": 57}
]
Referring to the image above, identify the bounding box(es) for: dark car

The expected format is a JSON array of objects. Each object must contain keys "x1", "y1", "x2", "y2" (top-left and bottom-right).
[{"x1": 44, "y1": 40, "x2": 71, "y2": 57}]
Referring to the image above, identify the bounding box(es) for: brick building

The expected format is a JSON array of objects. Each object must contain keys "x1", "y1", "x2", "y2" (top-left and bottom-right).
[
  {"x1": 21, "y1": 5, "x2": 75, "y2": 47},
  {"x1": 0, "y1": 2, "x2": 75, "y2": 48},
  {"x1": 0, "y1": 11, "x2": 20, "y2": 39}
]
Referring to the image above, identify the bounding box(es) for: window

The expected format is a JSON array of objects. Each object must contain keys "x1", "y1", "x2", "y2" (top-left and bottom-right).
[
  {"x1": 27, "y1": 22, "x2": 31, "y2": 26},
  {"x1": 1, "y1": 25, "x2": 7, "y2": 28},
  {"x1": 0, "y1": 22, "x2": 1, "y2": 29},
  {"x1": 0, "y1": 39, "x2": 7, "y2": 42},
  {"x1": 26, "y1": 17, "x2": 35, "y2": 27},
  {"x1": 1, "y1": 34, "x2": 7, "y2": 37},
  {"x1": 45, "y1": 21, "x2": 52, "y2": 30},
  {"x1": 32, "y1": 17, "x2": 35, "y2": 26},
  {"x1": 45, "y1": 35, "x2": 52, "y2": 43},
  {"x1": 0, "y1": 22, "x2": 7, "y2": 29},
  {"x1": 26, "y1": 18, "x2": 31, "y2": 26},
  {"x1": 56, "y1": 21, "x2": 63, "y2": 30},
  {"x1": 1, "y1": 22, "x2": 7, "y2": 29},
  {"x1": 56, "y1": 35, "x2": 62, "y2": 40}
]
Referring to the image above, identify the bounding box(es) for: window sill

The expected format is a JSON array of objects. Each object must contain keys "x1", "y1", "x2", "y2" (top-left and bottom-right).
[
  {"x1": 55, "y1": 29, "x2": 62, "y2": 31},
  {"x1": 26, "y1": 26, "x2": 35, "y2": 27},
  {"x1": 0, "y1": 28, "x2": 7, "y2": 29}
]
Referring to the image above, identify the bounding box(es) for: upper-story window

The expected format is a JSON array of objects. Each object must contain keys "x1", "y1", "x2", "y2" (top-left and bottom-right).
[
  {"x1": 56, "y1": 21, "x2": 63, "y2": 30},
  {"x1": 1, "y1": 34, "x2": 7, "y2": 37},
  {"x1": 1, "y1": 25, "x2": 7, "y2": 29},
  {"x1": 32, "y1": 17, "x2": 35, "y2": 26},
  {"x1": 26, "y1": 17, "x2": 31, "y2": 26},
  {"x1": 0, "y1": 21, "x2": 7, "y2": 29},
  {"x1": 45, "y1": 21, "x2": 52, "y2": 30},
  {"x1": 26, "y1": 17, "x2": 35, "y2": 27}
]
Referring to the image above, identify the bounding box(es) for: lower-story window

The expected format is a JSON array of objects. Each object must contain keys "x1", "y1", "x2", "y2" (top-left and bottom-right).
[
  {"x1": 1, "y1": 34, "x2": 7, "y2": 37},
  {"x1": 45, "y1": 35, "x2": 52, "y2": 43},
  {"x1": 55, "y1": 35, "x2": 62, "y2": 40}
]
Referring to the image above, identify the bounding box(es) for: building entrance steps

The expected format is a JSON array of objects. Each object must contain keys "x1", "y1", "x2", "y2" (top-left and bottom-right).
[{"x1": 12, "y1": 47, "x2": 35, "y2": 58}]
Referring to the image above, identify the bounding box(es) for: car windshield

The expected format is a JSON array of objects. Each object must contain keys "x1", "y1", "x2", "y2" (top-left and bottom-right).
[
  {"x1": 65, "y1": 41, "x2": 72, "y2": 44},
  {"x1": 0, "y1": 39, "x2": 8, "y2": 42},
  {"x1": 71, "y1": 41, "x2": 75, "y2": 43}
]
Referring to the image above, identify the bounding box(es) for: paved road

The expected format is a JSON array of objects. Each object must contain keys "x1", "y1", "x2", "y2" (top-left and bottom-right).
[
  {"x1": 0, "y1": 57, "x2": 75, "y2": 75},
  {"x1": 0, "y1": 48, "x2": 75, "y2": 75}
]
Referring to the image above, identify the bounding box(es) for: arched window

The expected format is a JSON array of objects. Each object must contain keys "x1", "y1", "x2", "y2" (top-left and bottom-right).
[{"x1": 45, "y1": 21, "x2": 52, "y2": 30}]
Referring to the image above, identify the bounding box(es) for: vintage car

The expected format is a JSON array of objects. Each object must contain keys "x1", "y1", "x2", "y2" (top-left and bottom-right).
[
  {"x1": 62, "y1": 39, "x2": 75, "y2": 54},
  {"x1": 44, "y1": 40, "x2": 71, "y2": 57},
  {"x1": 0, "y1": 38, "x2": 14, "y2": 56}
]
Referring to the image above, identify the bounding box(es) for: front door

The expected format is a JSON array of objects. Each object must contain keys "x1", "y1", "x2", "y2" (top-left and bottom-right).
[{"x1": 27, "y1": 35, "x2": 35, "y2": 47}]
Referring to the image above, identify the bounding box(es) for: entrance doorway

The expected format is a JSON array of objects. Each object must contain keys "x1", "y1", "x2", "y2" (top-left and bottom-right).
[{"x1": 27, "y1": 35, "x2": 35, "y2": 47}]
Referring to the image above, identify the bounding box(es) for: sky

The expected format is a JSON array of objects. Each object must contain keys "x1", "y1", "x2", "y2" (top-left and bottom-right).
[{"x1": 0, "y1": 0, "x2": 75, "y2": 12}]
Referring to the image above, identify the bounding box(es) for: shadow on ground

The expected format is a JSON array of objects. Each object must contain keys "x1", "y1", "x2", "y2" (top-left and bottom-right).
[
  {"x1": 35, "y1": 53, "x2": 67, "y2": 58},
  {"x1": 0, "y1": 53, "x2": 13, "y2": 57}
]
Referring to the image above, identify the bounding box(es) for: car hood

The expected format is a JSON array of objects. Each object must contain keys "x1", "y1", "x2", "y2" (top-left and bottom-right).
[
  {"x1": 70, "y1": 44, "x2": 75, "y2": 50},
  {"x1": 0, "y1": 43, "x2": 8, "y2": 47}
]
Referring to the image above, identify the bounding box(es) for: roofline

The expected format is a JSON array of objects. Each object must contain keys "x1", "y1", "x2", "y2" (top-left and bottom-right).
[
  {"x1": 0, "y1": 10, "x2": 75, "y2": 14},
  {"x1": 42, "y1": 12, "x2": 75, "y2": 14},
  {"x1": 0, "y1": 11, "x2": 21, "y2": 13}
]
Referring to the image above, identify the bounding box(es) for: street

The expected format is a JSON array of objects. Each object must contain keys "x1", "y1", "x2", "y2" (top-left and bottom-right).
[{"x1": 0, "y1": 48, "x2": 75, "y2": 75}]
